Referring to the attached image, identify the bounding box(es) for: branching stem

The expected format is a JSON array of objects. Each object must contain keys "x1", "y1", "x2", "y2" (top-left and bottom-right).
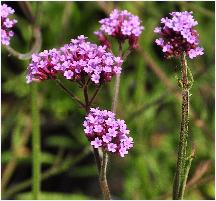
[
  {"x1": 88, "y1": 84, "x2": 102, "y2": 106},
  {"x1": 55, "y1": 79, "x2": 85, "y2": 108}
]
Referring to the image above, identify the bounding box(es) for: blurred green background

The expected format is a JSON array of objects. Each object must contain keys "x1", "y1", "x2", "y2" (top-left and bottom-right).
[{"x1": 1, "y1": 1, "x2": 215, "y2": 200}]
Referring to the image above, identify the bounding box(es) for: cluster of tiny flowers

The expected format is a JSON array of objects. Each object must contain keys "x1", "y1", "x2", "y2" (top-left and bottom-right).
[
  {"x1": 154, "y1": 11, "x2": 204, "y2": 59},
  {"x1": 26, "y1": 35, "x2": 123, "y2": 84},
  {"x1": 95, "y1": 9, "x2": 144, "y2": 48},
  {"x1": 83, "y1": 108, "x2": 133, "y2": 157},
  {"x1": 1, "y1": 4, "x2": 17, "y2": 46}
]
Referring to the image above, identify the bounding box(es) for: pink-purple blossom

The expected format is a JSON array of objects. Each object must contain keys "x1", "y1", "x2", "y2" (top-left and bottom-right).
[
  {"x1": 83, "y1": 108, "x2": 133, "y2": 157},
  {"x1": 26, "y1": 35, "x2": 123, "y2": 84},
  {"x1": 154, "y1": 11, "x2": 204, "y2": 59},
  {"x1": 1, "y1": 4, "x2": 17, "y2": 46},
  {"x1": 95, "y1": 9, "x2": 144, "y2": 49}
]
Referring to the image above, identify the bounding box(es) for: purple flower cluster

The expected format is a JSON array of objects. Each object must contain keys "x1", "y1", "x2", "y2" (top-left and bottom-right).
[
  {"x1": 26, "y1": 35, "x2": 123, "y2": 84},
  {"x1": 95, "y1": 9, "x2": 144, "y2": 48},
  {"x1": 1, "y1": 4, "x2": 17, "y2": 46},
  {"x1": 83, "y1": 108, "x2": 133, "y2": 157},
  {"x1": 154, "y1": 11, "x2": 204, "y2": 59}
]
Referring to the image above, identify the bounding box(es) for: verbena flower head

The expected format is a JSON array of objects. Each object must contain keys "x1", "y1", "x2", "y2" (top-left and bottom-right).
[
  {"x1": 1, "y1": 4, "x2": 17, "y2": 46},
  {"x1": 95, "y1": 9, "x2": 144, "y2": 49},
  {"x1": 83, "y1": 108, "x2": 133, "y2": 157},
  {"x1": 154, "y1": 11, "x2": 204, "y2": 59},
  {"x1": 26, "y1": 35, "x2": 123, "y2": 84}
]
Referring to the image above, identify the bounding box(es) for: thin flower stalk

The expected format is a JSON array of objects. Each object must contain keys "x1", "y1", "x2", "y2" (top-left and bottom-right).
[
  {"x1": 31, "y1": 83, "x2": 40, "y2": 200},
  {"x1": 112, "y1": 41, "x2": 123, "y2": 114},
  {"x1": 93, "y1": 9, "x2": 144, "y2": 199},
  {"x1": 82, "y1": 86, "x2": 107, "y2": 199},
  {"x1": 99, "y1": 151, "x2": 111, "y2": 200},
  {"x1": 83, "y1": 108, "x2": 133, "y2": 199}
]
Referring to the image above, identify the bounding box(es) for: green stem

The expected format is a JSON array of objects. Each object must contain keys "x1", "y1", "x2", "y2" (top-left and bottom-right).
[
  {"x1": 99, "y1": 151, "x2": 111, "y2": 200},
  {"x1": 93, "y1": 148, "x2": 101, "y2": 173},
  {"x1": 55, "y1": 79, "x2": 85, "y2": 108},
  {"x1": 88, "y1": 84, "x2": 102, "y2": 107},
  {"x1": 111, "y1": 42, "x2": 123, "y2": 113},
  {"x1": 112, "y1": 74, "x2": 121, "y2": 113},
  {"x1": 173, "y1": 52, "x2": 192, "y2": 200},
  {"x1": 31, "y1": 83, "x2": 40, "y2": 199},
  {"x1": 179, "y1": 147, "x2": 195, "y2": 199},
  {"x1": 84, "y1": 85, "x2": 89, "y2": 111}
]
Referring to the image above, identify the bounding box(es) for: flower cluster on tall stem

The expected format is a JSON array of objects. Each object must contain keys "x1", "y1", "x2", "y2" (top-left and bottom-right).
[
  {"x1": 92, "y1": 8, "x2": 144, "y2": 200},
  {"x1": 155, "y1": 11, "x2": 203, "y2": 200}
]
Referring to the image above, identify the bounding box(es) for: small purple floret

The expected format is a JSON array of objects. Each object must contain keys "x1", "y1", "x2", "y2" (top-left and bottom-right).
[
  {"x1": 91, "y1": 137, "x2": 102, "y2": 148},
  {"x1": 1, "y1": 4, "x2": 17, "y2": 46}
]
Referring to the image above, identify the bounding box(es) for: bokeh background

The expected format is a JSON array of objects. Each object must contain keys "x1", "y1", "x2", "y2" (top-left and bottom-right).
[{"x1": 1, "y1": 1, "x2": 215, "y2": 200}]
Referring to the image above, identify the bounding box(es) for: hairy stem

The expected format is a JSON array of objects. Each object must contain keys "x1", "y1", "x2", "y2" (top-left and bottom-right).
[
  {"x1": 112, "y1": 42, "x2": 123, "y2": 113},
  {"x1": 112, "y1": 74, "x2": 121, "y2": 113},
  {"x1": 99, "y1": 151, "x2": 111, "y2": 200},
  {"x1": 31, "y1": 83, "x2": 40, "y2": 199},
  {"x1": 173, "y1": 52, "x2": 193, "y2": 200},
  {"x1": 179, "y1": 147, "x2": 195, "y2": 199}
]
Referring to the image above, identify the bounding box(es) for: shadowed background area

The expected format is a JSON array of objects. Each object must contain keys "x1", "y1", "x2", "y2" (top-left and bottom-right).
[{"x1": 1, "y1": 1, "x2": 215, "y2": 200}]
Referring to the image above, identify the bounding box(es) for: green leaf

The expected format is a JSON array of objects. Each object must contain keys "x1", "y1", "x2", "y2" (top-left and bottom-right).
[
  {"x1": 202, "y1": 181, "x2": 215, "y2": 199},
  {"x1": 1, "y1": 151, "x2": 12, "y2": 165}
]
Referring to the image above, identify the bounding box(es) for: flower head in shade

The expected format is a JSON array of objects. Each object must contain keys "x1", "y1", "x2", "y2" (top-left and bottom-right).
[
  {"x1": 83, "y1": 108, "x2": 133, "y2": 157},
  {"x1": 95, "y1": 9, "x2": 144, "y2": 49},
  {"x1": 26, "y1": 49, "x2": 60, "y2": 83},
  {"x1": 1, "y1": 4, "x2": 17, "y2": 46},
  {"x1": 26, "y1": 35, "x2": 123, "y2": 84},
  {"x1": 154, "y1": 11, "x2": 204, "y2": 59}
]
